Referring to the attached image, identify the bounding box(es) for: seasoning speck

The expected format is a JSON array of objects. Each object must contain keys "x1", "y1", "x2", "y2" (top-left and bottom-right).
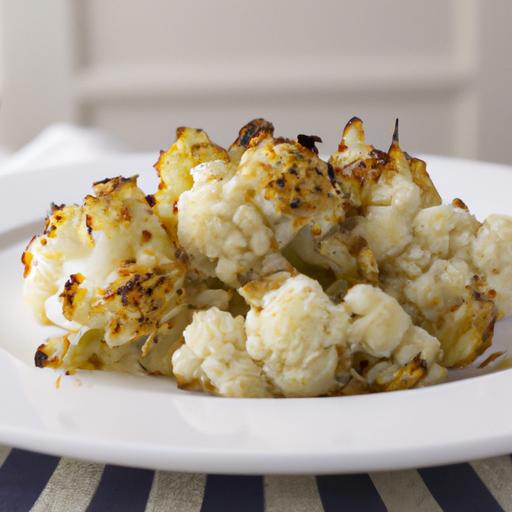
[{"x1": 327, "y1": 163, "x2": 336, "y2": 184}]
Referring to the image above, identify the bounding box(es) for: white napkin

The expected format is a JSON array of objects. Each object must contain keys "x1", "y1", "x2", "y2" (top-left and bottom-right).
[{"x1": 0, "y1": 124, "x2": 128, "y2": 176}]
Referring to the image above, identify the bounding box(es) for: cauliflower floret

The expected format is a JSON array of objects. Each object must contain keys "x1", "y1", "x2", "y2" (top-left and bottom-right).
[
  {"x1": 178, "y1": 133, "x2": 346, "y2": 287},
  {"x1": 343, "y1": 284, "x2": 444, "y2": 391},
  {"x1": 237, "y1": 136, "x2": 345, "y2": 246},
  {"x1": 177, "y1": 160, "x2": 289, "y2": 287},
  {"x1": 172, "y1": 308, "x2": 269, "y2": 397},
  {"x1": 287, "y1": 118, "x2": 435, "y2": 292},
  {"x1": 23, "y1": 176, "x2": 187, "y2": 347},
  {"x1": 403, "y1": 259, "x2": 472, "y2": 322},
  {"x1": 344, "y1": 284, "x2": 411, "y2": 358},
  {"x1": 413, "y1": 204, "x2": 479, "y2": 263},
  {"x1": 240, "y1": 272, "x2": 350, "y2": 397},
  {"x1": 328, "y1": 118, "x2": 497, "y2": 367},
  {"x1": 154, "y1": 118, "x2": 346, "y2": 289},
  {"x1": 35, "y1": 310, "x2": 190, "y2": 377},
  {"x1": 473, "y1": 214, "x2": 512, "y2": 317},
  {"x1": 388, "y1": 205, "x2": 496, "y2": 366},
  {"x1": 330, "y1": 118, "x2": 441, "y2": 211},
  {"x1": 151, "y1": 127, "x2": 230, "y2": 236},
  {"x1": 152, "y1": 119, "x2": 276, "y2": 236}
]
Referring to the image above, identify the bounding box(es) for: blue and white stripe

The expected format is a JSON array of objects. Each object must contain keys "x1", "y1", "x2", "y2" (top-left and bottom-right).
[{"x1": 0, "y1": 446, "x2": 510, "y2": 511}]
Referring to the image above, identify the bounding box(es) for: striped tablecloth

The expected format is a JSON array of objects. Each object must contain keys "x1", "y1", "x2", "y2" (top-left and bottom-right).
[{"x1": 0, "y1": 446, "x2": 511, "y2": 511}]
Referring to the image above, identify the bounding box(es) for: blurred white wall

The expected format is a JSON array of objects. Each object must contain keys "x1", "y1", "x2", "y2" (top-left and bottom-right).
[{"x1": 1, "y1": 0, "x2": 511, "y2": 163}]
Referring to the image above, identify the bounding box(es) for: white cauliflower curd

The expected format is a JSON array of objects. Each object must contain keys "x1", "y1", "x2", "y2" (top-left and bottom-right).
[
  {"x1": 240, "y1": 272, "x2": 350, "y2": 397},
  {"x1": 344, "y1": 285, "x2": 445, "y2": 391},
  {"x1": 473, "y1": 214, "x2": 512, "y2": 317},
  {"x1": 177, "y1": 159, "x2": 289, "y2": 287},
  {"x1": 172, "y1": 307, "x2": 269, "y2": 397},
  {"x1": 344, "y1": 284, "x2": 411, "y2": 358}
]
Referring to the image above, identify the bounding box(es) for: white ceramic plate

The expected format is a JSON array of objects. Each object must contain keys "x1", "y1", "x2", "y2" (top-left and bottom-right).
[{"x1": 1, "y1": 153, "x2": 512, "y2": 475}]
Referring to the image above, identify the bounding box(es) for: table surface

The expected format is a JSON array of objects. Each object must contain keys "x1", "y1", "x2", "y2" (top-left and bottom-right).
[{"x1": 0, "y1": 446, "x2": 510, "y2": 511}]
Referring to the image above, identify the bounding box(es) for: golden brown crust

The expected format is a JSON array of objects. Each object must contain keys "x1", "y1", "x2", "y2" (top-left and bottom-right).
[
  {"x1": 330, "y1": 118, "x2": 441, "y2": 211},
  {"x1": 373, "y1": 355, "x2": 427, "y2": 392},
  {"x1": 241, "y1": 139, "x2": 343, "y2": 222},
  {"x1": 21, "y1": 241, "x2": 34, "y2": 278},
  {"x1": 152, "y1": 127, "x2": 230, "y2": 236},
  {"x1": 60, "y1": 273, "x2": 85, "y2": 320},
  {"x1": 228, "y1": 118, "x2": 274, "y2": 162},
  {"x1": 35, "y1": 336, "x2": 70, "y2": 369},
  {"x1": 437, "y1": 283, "x2": 497, "y2": 367}
]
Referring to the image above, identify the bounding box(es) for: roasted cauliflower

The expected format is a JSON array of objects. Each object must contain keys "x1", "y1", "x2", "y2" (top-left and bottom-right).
[
  {"x1": 172, "y1": 307, "x2": 269, "y2": 397},
  {"x1": 177, "y1": 132, "x2": 345, "y2": 287},
  {"x1": 23, "y1": 176, "x2": 187, "y2": 340},
  {"x1": 177, "y1": 159, "x2": 290, "y2": 287},
  {"x1": 23, "y1": 117, "x2": 512, "y2": 398},
  {"x1": 151, "y1": 127, "x2": 230, "y2": 237},
  {"x1": 240, "y1": 272, "x2": 350, "y2": 397},
  {"x1": 473, "y1": 214, "x2": 512, "y2": 317},
  {"x1": 172, "y1": 272, "x2": 445, "y2": 397},
  {"x1": 23, "y1": 176, "x2": 190, "y2": 375},
  {"x1": 328, "y1": 119, "x2": 502, "y2": 367}
]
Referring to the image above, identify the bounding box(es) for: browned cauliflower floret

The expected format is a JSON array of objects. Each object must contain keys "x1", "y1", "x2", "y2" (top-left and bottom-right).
[
  {"x1": 152, "y1": 127, "x2": 230, "y2": 237},
  {"x1": 328, "y1": 118, "x2": 498, "y2": 367},
  {"x1": 23, "y1": 176, "x2": 187, "y2": 354},
  {"x1": 343, "y1": 284, "x2": 446, "y2": 391},
  {"x1": 236, "y1": 135, "x2": 345, "y2": 246},
  {"x1": 177, "y1": 159, "x2": 291, "y2": 287},
  {"x1": 151, "y1": 119, "x2": 275, "y2": 237},
  {"x1": 330, "y1": 117, "x2": 441, "y2": 210},
  {"x1": 33, "y1": 282, "x2": 231, "y2": 377},
  {"x1": 177, "y1": 131, "x2": 345, "y2": 287},
  {"x1": 34, "y1": 309, "x2": 190, "y2": 377}
]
